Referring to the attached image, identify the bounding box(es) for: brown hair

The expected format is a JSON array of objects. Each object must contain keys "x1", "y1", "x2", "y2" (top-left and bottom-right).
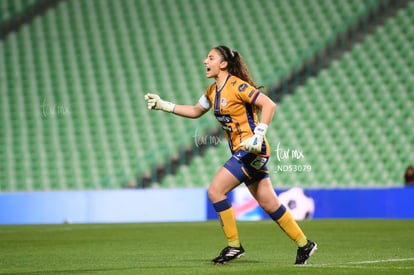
[{"x1": 214, "y1": 45, "x2": 262, "y2": 89}]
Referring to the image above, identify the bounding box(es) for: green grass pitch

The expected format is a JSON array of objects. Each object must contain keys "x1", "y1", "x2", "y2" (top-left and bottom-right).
[{"x1": 1, "y1": 220, "x2": 413, "y2": 274}]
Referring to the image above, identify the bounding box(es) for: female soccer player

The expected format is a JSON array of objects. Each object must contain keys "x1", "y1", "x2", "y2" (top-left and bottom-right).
[{"x1": 144, "y1": 45, "x2": 317, "y2": 265}]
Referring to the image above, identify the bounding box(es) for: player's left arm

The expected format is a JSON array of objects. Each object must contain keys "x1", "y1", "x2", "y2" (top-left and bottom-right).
[
  {"x1": 241, "y1": 93, "x2": 276, "y2": 153},
  {"x1": 253, "y1": 93, "x2": 277, "y2": 126}
]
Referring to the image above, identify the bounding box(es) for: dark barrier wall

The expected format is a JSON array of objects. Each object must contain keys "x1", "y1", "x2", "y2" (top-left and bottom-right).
[
  {"x1": 0, "y1": 187, "x2": 413, "y2": 224},
  {"x1": 207, "y1": 187, "x2": 414, "y2": 220},
  {"x1": 307, "y1": 187, "x2": 413, "y2": 219}
]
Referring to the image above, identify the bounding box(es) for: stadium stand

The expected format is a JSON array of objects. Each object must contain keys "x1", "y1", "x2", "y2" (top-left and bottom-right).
[
  {"x1": 0, "y1": 0, "x2": 412, "y2": 191},
  {"x1": 163, "y1": 1, "x2": 414, "y2": 188},
  {"x1": 0, "y1": 0, "x2": 63, "y2": 39},
  {"x1": 0, "y1": 0, "x2": 35, "y2": 24}
]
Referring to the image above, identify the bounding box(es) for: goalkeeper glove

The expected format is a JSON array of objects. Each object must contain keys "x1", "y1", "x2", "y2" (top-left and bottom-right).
[
  {"x1": 144, "y1": 93, "x2": 175, "y2": 113},
  {"x1": 241, "y1": 123, "x2": 268, "y2": 154}
]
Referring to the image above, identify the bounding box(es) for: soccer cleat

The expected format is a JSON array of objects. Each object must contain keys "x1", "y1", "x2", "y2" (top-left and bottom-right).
[
  {"x1": 212, "y1": 245, "x2": 245, "y2": 264},
  {"x1": 295, "y1": 240, "x2": 317, "y2": 265}
]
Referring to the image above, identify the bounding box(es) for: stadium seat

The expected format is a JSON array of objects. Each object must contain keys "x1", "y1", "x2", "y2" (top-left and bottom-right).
[
  {"x1": 158, "y1": 1, "x2": 413, "y2": 188},
  {"x1": 4, "y1": 0, "x2": 412, "y2": 191}
]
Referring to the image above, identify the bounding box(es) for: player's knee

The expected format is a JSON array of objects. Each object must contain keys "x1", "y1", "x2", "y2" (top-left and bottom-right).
[
  {"x1": 207, "y1": 185, "x2": 224, "y2": 202},
  {"x1": 207, "y1": 186, "x2": 217, "y2": 201},
  {"x1": 258, "y1": 199, "x2": 281, "y2": 214}
]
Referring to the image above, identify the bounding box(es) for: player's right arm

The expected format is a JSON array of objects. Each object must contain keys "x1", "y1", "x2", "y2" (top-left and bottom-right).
[
  {"x1": 173, "y1": 103, "x2": 208, "y2": 118},
  {"x1": 144, "y1": 93, "x2": 210, "y2": 119}
]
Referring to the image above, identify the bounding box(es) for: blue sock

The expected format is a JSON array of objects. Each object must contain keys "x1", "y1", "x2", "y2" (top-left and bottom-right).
[
  {"x1": 213, "y1": 199, "x2": 232, "y2": 212},
  {"x1": 269, "y1": 204, "x2": 287, "y2": 221}
]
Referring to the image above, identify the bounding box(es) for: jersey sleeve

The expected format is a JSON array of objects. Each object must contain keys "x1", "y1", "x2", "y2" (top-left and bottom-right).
[
  {"x1": 235, "y1": 81, "x2": 260, "y2": 104},
  {"x1": 198, "y1": 94, "x2": 211, "y2": 110},
  {"x1": 202, "y1": 83, "x2": 216, "y2": 109}
]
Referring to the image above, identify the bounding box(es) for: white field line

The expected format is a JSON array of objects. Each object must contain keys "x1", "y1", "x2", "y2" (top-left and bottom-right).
[
  {"x1": 347, "y1": 258, "x2": 414, "y2": 265},
  {"x1": 308, "y1": 258, "x2": 414, "y2": 269}
]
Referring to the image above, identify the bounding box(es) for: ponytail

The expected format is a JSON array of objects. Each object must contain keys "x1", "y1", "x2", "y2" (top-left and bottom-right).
[{"x1": 214, "y1": 45, "x2": 262, "y2": 89}]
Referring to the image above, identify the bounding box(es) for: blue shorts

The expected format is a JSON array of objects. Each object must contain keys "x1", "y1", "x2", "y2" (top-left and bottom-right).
[{"x1": 224, "y1": 149, "x2": 270, "y2": 186}]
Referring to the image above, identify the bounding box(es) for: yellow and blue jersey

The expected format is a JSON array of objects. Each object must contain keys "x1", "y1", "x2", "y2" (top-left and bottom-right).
[{"x1": 204, "y1": 74, "x2": 270, "y2": 156}]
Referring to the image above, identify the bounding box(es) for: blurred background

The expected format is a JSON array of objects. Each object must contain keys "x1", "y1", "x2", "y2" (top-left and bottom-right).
[{"x1": 0, "y1": 0, "x2": 413, "y2": 223}]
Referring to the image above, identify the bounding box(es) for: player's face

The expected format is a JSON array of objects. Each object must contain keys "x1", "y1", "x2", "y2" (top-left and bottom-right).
[{"x1": 203, "y1": 49, "x2": 227, "y2": 78}]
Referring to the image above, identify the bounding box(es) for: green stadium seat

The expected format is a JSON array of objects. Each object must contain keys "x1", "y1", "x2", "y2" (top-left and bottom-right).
[{"x1": 4, "y1": 0, "x2": 414, "y2": 191}]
